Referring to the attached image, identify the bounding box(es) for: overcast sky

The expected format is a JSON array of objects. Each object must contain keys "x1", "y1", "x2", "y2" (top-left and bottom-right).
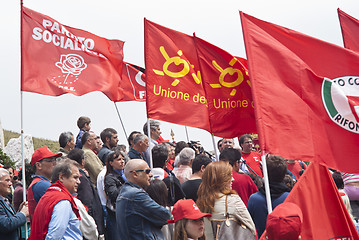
[{"x1": 1, "y1": 0, "x2": 358, "y2": 151}]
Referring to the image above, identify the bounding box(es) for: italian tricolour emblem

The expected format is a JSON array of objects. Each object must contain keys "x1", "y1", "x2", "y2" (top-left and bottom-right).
[{"x1": 322, "y1": 76, "x2": 359, "y2": 133}]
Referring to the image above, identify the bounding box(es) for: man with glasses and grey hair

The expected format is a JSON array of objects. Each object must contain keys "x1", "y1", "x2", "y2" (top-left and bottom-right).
[
  {"x1": 0, "y1": 168, "x2": 29, "y2": 240},
  {"x1": 27, "y1": 146, "x2": 62, "y2": 220},
  {"x1": 117, "y1": 159, "x2": 171, "y2": 240},
  {"x1": 82, "y1": 131, "x2": 104, "y2": 185}
]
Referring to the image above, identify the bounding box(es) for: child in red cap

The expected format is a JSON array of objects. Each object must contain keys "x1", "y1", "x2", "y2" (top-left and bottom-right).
[{"x1": 168, "y1": 199, "x2": 212, "y2": 240}]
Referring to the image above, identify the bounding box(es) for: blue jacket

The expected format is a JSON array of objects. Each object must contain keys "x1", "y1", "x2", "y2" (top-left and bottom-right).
[
  {"x1": 75, "y1": 129, "x2": 85, "y2": 149},
  {"x1": 247, "y1": 191, "x2": 289, "y2": 237},
  {"x1": 128, "y1": 148, "x2": 148, "y2": 165},
  {"x1": 0, "y1": 197, "x2": 27, "y2": 240},
  {"x1": 116, "y1": 182, "x2": 171, "y2": 240}
]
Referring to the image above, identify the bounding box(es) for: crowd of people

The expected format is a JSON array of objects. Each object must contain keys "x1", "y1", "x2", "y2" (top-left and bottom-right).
[{"x1": 0, "y1": 116, "x2": 358, "y2": 240}]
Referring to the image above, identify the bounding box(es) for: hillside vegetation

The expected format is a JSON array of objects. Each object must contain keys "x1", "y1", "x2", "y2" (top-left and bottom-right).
[{"x1": 4, "y1": 130, "x2": 59, "y2": 153}]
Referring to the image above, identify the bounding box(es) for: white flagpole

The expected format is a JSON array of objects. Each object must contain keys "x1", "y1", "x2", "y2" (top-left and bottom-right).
[
  {"x1": 113, "y1": 102, "x2": 128, "y2": 141},
  {"x1": 211, "y1": 134, "x2": 219, "y2": 161},
  {"x1": 21, "y1": 91, "x2": 28, "y2": 239},
  {"x1": 184, "y1": 126, "x2": 190, "y2": 142},
  {"x1": 20, "y1": 1, "x2": 28, "y2": 238},
  {"x1": 146, "y1": 119, "x2": 153, "y2": 169},
  {"x1": 261, "y1": 154, "x2": 273, "y2": 213}
]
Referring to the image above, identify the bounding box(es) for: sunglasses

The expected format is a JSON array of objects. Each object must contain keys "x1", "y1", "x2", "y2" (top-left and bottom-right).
[{"x1": 130, "y1": 169, "x2": 151, "y2": 174}]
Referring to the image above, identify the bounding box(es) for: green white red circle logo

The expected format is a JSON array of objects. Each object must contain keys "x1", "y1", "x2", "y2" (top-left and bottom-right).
[{"x1": 321, "y1": 77, "x2": 359, "y2": 134}]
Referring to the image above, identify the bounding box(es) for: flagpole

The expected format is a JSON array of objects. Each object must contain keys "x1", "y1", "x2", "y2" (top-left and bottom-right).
[
  {"x1": 146, "y1": 119, "x2": 153, "y2": 169},
  {"x1": 261, "y1": 154, "x2": 273, "y2": 213},
  {"x1": 184, "y1": 126, "x2": 190, "y2": 142},
  {"x1": 20, "y1": 1, "x2": 28, "y2": 238},
  {"x1": 211, "y1": 134, "x2": 219, "y2": 161},
  {"x1": 113, "y1": 102, "x2": 128, "y2": 140}
]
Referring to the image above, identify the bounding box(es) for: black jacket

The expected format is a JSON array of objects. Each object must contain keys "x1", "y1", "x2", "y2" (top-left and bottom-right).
[
  {"x1": 77, "y1": 168, "x2": 105, "y2": 235},
  {"x1": 104, "y1": 171, "x2": 126, "y2": 212}
]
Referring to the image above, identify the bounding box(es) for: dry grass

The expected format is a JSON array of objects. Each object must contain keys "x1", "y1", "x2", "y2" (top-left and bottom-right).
[{"x1": 4, "y1": 130, "x2": 59, "y2": 153}]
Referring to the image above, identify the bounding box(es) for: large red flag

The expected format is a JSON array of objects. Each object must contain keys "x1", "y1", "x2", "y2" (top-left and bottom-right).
[
  {"x1": 194, "y1": 35, "x2": 256, "y2": 137},
  {"x1": 241, "y1": 12, "x2": 359, "y2": 173},
  {"x1": 338, "y1": 9, "x2": 359, "y2": 52},
  {"x1": 144, "y1": 19, "x2": 211, "y2": 132},
  {"x1": 21, "y1": 6, "x2": 124, "y2": 101},
  {"x1": 260, "y1": 163, "x2": 359, "y2": 240}
]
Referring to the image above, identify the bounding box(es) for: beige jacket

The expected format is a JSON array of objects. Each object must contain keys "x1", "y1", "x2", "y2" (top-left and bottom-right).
[
  {"x1": 204, "y1": 194, "x2": 256, "y2": 239},
  {"x1": 83, "y1": 147, "x2": 104, "y2": 185}
]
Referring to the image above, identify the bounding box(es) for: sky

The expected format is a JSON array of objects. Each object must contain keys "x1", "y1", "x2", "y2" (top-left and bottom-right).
[{"x1": 1, "y1": 0, "x2": 358, "y2": 152}]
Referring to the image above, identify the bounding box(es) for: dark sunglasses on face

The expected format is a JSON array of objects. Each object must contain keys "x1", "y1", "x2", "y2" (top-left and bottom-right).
[{"x1": 130, "y1": 169, "x2": 151, "y2": 174}]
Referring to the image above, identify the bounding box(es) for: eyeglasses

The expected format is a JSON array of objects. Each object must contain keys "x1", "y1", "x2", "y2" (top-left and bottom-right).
[{"x1": 130, "y1": 169, "x2": 151, "y2": 174}]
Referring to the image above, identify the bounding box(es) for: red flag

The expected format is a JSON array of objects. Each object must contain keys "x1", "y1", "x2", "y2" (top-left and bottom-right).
[
  {"x1": 144, "y1": 19, "x2": 210, "y2": 132},
  {"x1": 285, "y1": 163, "x2": 358, "y2": 239},
  {"x1": 338, "y1": 9, "x2": 359, "y2": 52},
  {"x1": 240, "y1": 12, "x2": 359, "y2": 173},
  {"x1": 118, "y1": 62, "x2": 146, "y2": 102},
  {"x1": 21, "y1": 6, "x2": 124, "y2": 101},
  {"x1": 194, "y1": 35, "x2": 256, "y2": 137},
  {"x1": 145, "y1": 19, "x2": 256, "y2": 138}
]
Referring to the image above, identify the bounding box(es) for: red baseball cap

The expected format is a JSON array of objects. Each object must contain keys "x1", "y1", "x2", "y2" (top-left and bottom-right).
[
  {"x1": 266, "y1": 202, "x2": 303, "y2": 240},
  {"x1": 31, "y1": 146, "x2": 62, "y2": 166},
  {"x1": 167, "y1": 199, "x2": 211, "y2": 223}
]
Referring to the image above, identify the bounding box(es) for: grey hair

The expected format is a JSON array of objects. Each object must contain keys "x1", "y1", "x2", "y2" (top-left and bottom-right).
[
  {"x1": 51, "y1": 158, "x2": 79, "y2": 183},
  {"x1": 133, "y1": 133, "x2": 147, "y2": 146},
  {"x1": 143, "y1": 120, "x2": 160, "y2": 136},
  {"x1": 59, "y1": 132, "x2": 73, "y2": 148},
  {"x1": 179, "y1": 147, "x2": 195, "y2": 166},
  {"x1": 0, "y1": 168, "x2": 9, "y2": 179}
]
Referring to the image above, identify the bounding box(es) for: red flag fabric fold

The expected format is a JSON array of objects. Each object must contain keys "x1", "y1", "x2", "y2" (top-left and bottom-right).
[
  {"x1": 241, "y1": 12, "x2": 359, "y2": 173},
  {"x1": 21, "y1": 6, "x2": 124, "y2": 101},
  {"x1": 338, "y1": 8, "x2": 359, "y2": 52},
  {"x1": 285, "y1": 163, "x2": 359, "y2": 240}
]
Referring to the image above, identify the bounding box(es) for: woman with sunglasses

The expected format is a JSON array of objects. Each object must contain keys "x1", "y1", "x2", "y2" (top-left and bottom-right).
[
  {"x1": 104, "y1": 150, "x2": 128, "y2": 240},
  {"x1": 196, "y1": 161, "x2": 256, "y2": 239},
  {"x1": 168, "y1": 199, "x2": 212, "y2": 240}
]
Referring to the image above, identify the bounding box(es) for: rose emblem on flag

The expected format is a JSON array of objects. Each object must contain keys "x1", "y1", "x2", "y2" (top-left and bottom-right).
[{"x1": 55, "y1": 54, "x2": 87, "y2": 83}]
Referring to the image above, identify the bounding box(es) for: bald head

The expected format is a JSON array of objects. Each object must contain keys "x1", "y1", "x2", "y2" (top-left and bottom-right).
[
  {"x1": 124, "y1": 159, "x2": 148, "y2": 178},
  {"x1": 124, "y1": 159, "x2": 152, "y2": 188}
]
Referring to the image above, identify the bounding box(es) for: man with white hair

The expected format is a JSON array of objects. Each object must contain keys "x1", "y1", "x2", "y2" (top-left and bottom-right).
[
  {"x1": 172, "y1": 147, "x2": 195, "y2": 184},
  {"x1": 116, "y1": 159, "x2": 171, "y2": 240},
  {"x1": 0, "y1": 168, "x2": 28, "y2": 240}
]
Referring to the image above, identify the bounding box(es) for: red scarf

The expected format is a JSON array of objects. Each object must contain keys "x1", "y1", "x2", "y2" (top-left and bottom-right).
[{"x1": 28, "y1": 181, "x2": 80, "y2": 240}]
